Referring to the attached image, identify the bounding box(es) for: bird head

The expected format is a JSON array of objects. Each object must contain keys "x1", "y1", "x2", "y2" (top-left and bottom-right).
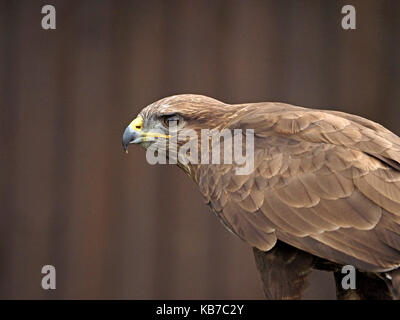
[{"x1": 122, "y1": 94, "x2": 237, "y2": 153}]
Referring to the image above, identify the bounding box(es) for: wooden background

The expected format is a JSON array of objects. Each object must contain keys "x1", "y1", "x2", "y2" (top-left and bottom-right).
[{"x1": 0, "y1": 0, "x2": 399, "y2": 299}]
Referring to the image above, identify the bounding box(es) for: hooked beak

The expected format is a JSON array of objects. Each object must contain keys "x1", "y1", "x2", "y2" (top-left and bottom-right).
[
  {"x1": 122, "y1": 125, "x2": 141, "y2": 153},
  {"x1": 122, "y1": 116, "x2": 170, "y2": 153}
]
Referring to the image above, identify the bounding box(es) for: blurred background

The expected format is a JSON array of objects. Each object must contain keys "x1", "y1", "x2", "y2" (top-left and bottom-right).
[{"x1": 0, "y1": 0, "x2": 399, "y2": 299}]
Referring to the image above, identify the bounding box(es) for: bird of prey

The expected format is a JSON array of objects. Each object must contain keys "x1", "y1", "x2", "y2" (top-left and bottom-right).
[{"x1": 122, "y1": 94, "x2": 400, "y2": 299}]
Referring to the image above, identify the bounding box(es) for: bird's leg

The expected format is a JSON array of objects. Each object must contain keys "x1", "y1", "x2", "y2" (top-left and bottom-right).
[
  {"x1": 386, "y1": 268, "x2": 400, "y2": 300},
  {"x1": 334, "y1": 270, "x2": 393, "y2": 300},
  {"x1": 333, "y1": 272, "x2": 361, "y2": 300},
  {"x1": 253, "y1": 241, "x2": 315, "y2": 300}
]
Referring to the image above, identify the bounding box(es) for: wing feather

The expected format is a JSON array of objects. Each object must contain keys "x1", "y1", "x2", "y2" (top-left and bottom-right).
[{"x1": 197, "y1": 103, "x2": 400, "y2": 271}]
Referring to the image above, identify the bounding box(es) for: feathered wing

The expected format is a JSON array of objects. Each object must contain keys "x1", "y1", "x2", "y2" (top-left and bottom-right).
[{"x1": 196, "y1": 103, "x2": 400, "y2": 272}]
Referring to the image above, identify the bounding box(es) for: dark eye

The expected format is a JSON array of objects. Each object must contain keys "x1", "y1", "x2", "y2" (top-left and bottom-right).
[{"x1": 162, "y1": 114, "x2": 181, "y2": 127}]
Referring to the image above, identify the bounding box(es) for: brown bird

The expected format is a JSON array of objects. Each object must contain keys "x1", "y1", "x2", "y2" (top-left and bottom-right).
[{"x1": 122, "y1": 94, "x2": 400, "y2": 299}]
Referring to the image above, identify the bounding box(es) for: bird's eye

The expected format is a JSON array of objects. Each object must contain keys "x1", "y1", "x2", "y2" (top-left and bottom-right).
[{"x1": 162, "y1": 114, "x2": 181, "y2": 128}]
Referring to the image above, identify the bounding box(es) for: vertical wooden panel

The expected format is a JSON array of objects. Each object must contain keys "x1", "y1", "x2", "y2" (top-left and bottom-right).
[{"x1": 0, "y1": 0, "x2": 21, "y2": 298}]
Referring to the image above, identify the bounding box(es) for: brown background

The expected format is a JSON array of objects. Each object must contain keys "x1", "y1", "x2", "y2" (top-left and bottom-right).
[{"x1": 1, "y1": 0, "x2": 399, "y2": 299}]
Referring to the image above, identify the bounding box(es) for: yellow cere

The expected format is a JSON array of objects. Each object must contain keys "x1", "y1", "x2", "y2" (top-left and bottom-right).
[
  {"x1": 129, "y1": 116, "x2": 170, "y2": 141},
  {"x1": 129, "y1": 116, "x2": 143, "y2": 131}
]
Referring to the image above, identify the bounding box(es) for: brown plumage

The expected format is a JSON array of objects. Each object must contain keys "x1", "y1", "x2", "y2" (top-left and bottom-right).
[{"x1": 123, "y1": 94, "x2": 400, "y2": 299}]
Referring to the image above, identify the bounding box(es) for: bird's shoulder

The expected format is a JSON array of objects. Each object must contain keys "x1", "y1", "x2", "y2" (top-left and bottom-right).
[{"x1": 230, "y1": 102, "x2": 400, "y2": 169}]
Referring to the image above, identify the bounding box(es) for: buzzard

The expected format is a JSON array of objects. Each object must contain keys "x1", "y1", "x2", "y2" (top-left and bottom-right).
[{"x1": 122, "y1": 94, "x2": 400, "y2": 299}]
